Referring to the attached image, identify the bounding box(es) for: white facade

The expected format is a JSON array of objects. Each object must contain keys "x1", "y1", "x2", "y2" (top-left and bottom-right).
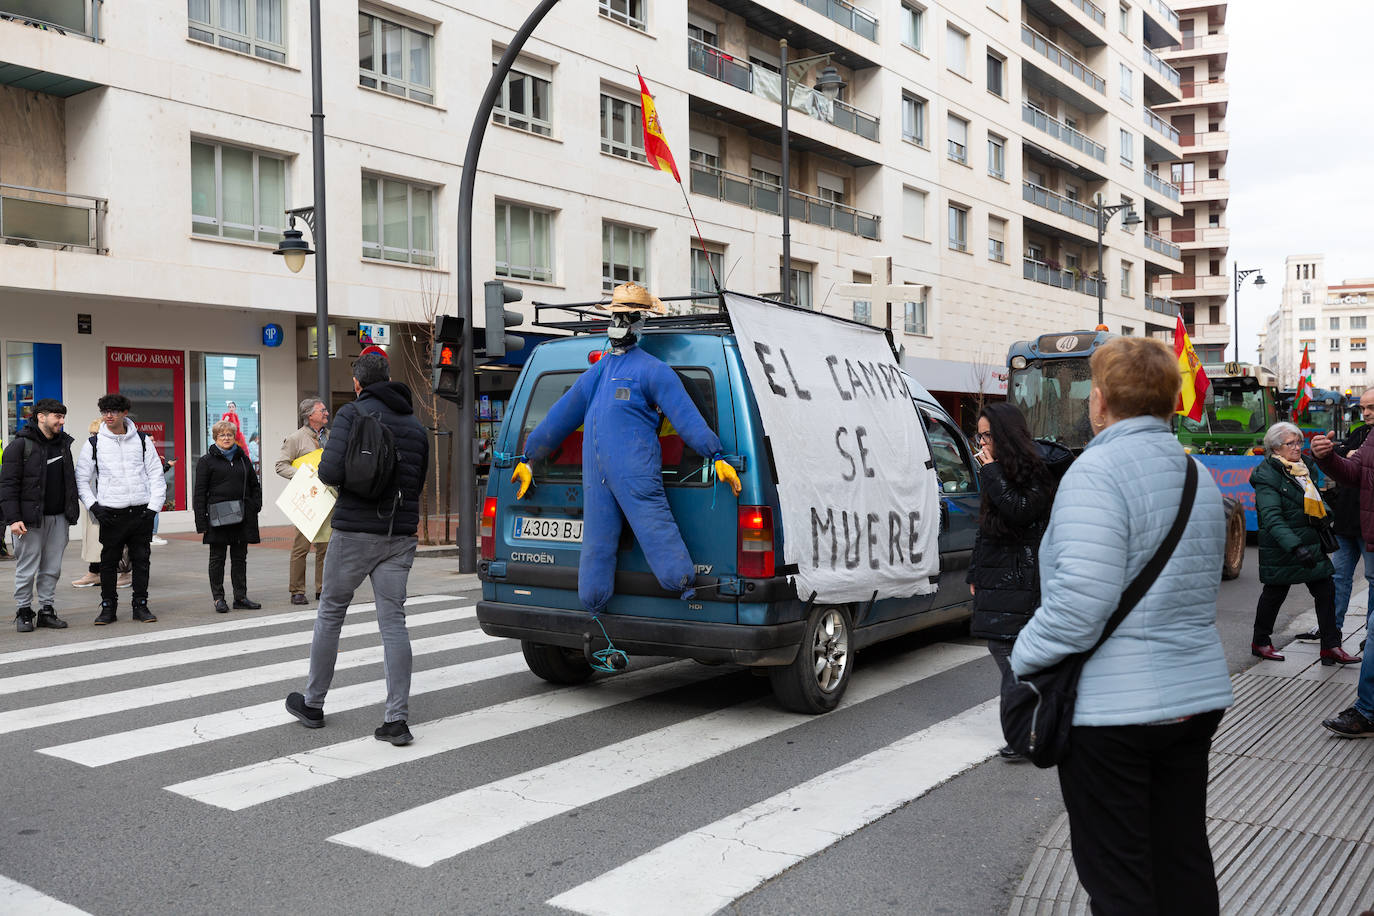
[
  {"x1": 0, "y1": 0, "x2": 1196, "y2": 528},
  {"x1": 1261, "y1": 254, "x2": 1374, "y2": 394}
]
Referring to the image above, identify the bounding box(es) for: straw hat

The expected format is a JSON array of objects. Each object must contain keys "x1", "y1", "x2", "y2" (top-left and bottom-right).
[{"x1": 607, "y1": 281, "x2": 667, "y2": 314}]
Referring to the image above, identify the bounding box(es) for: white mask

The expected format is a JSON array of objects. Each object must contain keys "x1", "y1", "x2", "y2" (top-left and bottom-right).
[{"x1": 608, "y1": 311, "x2": 645, "y2": 347}]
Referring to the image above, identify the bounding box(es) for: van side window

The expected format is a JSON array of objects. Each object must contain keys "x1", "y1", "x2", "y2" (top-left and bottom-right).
[
  {"x1": 923, "y1": 413, "x2": 977, "y2": 494},
  {"x1": 515, "y1": 367, "x2": 719, "y2": 487}
]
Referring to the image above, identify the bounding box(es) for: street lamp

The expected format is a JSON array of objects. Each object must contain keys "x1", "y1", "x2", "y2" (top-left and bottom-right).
[
  {"x1": 779, "y1": 41, "x2": 842, "y2": 303},
  {"x1": 270, "y1": 0, "x2": 330, "y2": 409},
  {"x1": 1233, "y1": 265, "x2": 1266, "y2": 362},
  {"x1": 1094, "y1": 199, "x2": 1141, "y2": 326}
]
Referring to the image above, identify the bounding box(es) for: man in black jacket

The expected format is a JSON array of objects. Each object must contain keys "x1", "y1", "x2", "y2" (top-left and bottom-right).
[
  {"x1": 1306, "y1": 420, "x2": 1373, "y2": 643},
  {"x1": 0, "y1": 399, "x2": 79, "y2": 631},
  {"x1": 285, "y1": 353, "x2": 429, "y2": 746}
]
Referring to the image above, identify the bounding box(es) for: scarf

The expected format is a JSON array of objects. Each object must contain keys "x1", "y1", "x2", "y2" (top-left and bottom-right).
[
  {"x1": 214, "y1": 443, "x2": 239, "y2": 460},
  {"x1": 1274, "y1": 455, "x2": 1327, "y2": 519}
]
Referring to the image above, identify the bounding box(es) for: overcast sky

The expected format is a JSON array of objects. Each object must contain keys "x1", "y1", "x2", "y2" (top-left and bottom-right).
[{"x1": 1226, "y1": 0, "x2": 1374, "y2": 360}]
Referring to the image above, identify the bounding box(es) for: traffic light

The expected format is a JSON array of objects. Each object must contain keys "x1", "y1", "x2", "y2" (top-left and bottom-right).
[
  {"x1": 484, "y1": 280, "x2": 525, "y2": 358},
  {"x1": 432, "y1": 314, "x2": 464, "y2": 404}
]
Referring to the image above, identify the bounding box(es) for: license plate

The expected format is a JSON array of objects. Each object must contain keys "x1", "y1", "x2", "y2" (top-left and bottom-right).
[{"x1": 512, "y1": 516, "x2": 583, "y2": 543}]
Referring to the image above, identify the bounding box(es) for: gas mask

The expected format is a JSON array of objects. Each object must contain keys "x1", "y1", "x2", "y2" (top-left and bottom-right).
[{"x1": 607, "y1": 311, "x2": 646, "y2": 350}]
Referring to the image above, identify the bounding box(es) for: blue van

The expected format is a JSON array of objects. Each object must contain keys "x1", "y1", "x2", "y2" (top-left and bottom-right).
[{"x1": 476, "y1": 315, "x2": 981, "y2": 713}]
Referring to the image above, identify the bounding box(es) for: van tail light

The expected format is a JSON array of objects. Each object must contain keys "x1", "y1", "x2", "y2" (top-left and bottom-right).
[
  {"x1": 738, "y1": 505, "x2": 775, "y2": 579},
  {"x1": 480, "y1": 497, "x2": 498, "y2": 560}
]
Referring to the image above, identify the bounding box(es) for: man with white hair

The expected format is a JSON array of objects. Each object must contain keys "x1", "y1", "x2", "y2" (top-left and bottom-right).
[{"x1": 276, "y1": 396, "x2": 330, "y2": 605}]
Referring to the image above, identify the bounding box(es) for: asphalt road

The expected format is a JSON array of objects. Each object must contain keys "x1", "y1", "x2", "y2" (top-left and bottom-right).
[{"x1": 0, "y1": 543, "x2": 1325, "y2": 915}]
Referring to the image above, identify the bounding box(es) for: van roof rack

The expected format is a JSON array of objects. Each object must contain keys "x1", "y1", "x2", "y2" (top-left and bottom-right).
[{"x1": 531, "y1": 292, "x2": 735, "y2": 335}]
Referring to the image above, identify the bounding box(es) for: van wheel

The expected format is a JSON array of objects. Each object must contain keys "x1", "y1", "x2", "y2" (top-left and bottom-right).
[
  {"x1": 769, "y1": 605, "x2": 853, "y2": 714},
  {"x1": 1221, "y1": 502, "x2": 1245, "y2": 581},
  {"x1": 521, "y1": 640, "x2": 593, "y2": 685}
]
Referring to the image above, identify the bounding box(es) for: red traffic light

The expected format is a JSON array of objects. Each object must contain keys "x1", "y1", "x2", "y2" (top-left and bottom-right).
[{"x1": 438, "y1": 343, "x2": 456, "y2": 367}]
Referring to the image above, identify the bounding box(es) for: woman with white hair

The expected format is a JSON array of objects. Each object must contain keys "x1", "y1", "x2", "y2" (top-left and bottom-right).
[{"x1": 1249, "y1": 421, "x2": 1361, "y2": 665}]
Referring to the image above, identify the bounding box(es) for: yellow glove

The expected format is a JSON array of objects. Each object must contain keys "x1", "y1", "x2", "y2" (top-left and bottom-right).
[
  {"x1": 512, "y1": 461, "x2": 532, "y2": 500},
  {"x1": 714, "y1": 459, "x2": 741, "y2": 497}
]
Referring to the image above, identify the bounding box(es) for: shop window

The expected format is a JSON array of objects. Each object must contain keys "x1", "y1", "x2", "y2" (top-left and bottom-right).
[
  {"x1": 191, "y1": 353, "x2": 262, "y2": 475},
  {"x1": 5, "y1": 342, "x2": 63, "y2": 439}
]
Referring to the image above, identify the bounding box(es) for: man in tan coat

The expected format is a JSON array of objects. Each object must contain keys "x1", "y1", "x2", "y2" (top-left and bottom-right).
[{"x1": 277, "y1": 397, "x2": 330, "y2": 605}]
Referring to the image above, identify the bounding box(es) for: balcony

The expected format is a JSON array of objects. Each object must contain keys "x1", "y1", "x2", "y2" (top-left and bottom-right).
[
  {"x1": 0, "y1": 184, "x2": 106, "y2": 253},
  {"x1": 1140, "y1": 0, "x2": 1180, "y2": 34},
  {"x1": 1068, "y1": 0, "x2": 1107, "y2": 28},
  {"x1": 1159, "y1": 273, "x2": 1228, "y2": 296},
  {"x1": 1140, "y1": 46, "x2": 1182, "y2": 103},
  {"x1": 1143, "y1": 169, "x2": 1180, "y2": 202},
  {"x1": 1179, "y1": 78, "x2": 1229, "y2": 103},
  {"x1": 689, "y1": 163, "x2": 879, "y2": 239},
  {"x1": 1142, "y1": 46, "x2": 1181, "y2": 88},
  {"x1": 1023, "y1": 181, "x2": 1098, "y2": 230},
  {"x1": 1178, "y1": 177, "x2": 1230, "y2": 200},
  {"x1": 1169, "y1": 226, "x2": 1230, "y2": 248},
  {"x1": 1146, "y1": 293, "x2": 1181, "y2": 317},
  {"x1": 1024, "y1": 257, "x2": 1101, "y2": 298},
  {"x1": 1143, "y1": 230, "x2": 1180, "y2": 260},
  {"x1": 1162, "y1": 33, "x2": 1229, "y2": 57},
  {"x1": 1021, "y1": 101, "x2": 1106, "y2": 162},
  {"x1": 687, "y1": 37, "x2": 880, "y2": 142},
  {"x1": 1142, "y1": 107, "x2": 1180, "y2": 144},
  {"x1": 794, "y1": 0, "x2": 877, "y2": 42},
  {"x1": 0, "y1": 0, "x2": 102, "y2": 41},
  {"x1": 1179, "y1": 130, "x2": 1230, "y2": 152},
  {"x1": 1021, "y1": 24, "x2": 1105, "y2": 95}
]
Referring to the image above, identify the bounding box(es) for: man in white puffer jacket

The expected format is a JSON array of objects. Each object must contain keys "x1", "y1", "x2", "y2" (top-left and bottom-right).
[{"x1": 75, "y1": 394, "x2": 166, "y2": 625}]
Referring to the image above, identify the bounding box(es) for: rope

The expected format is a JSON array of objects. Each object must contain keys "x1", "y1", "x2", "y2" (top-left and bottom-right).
[{"x1": 588, "y1": 615, "x2": 629, "y2": 673}]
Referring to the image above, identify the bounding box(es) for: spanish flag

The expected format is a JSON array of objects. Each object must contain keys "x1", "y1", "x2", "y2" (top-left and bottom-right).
[
  {"x1": 637, "y1": 72, "x2": 680, "y2": 182},
  {"x1": 1174, "y1": 314, "x2": 1210, "y2": 421}
]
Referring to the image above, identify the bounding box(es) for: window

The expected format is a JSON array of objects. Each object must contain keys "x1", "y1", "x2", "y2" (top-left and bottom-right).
[
  {"x1": 948, "y1": 203, "x2": 968, "y2": 252},
  {"x1": 358, "y1": 11, "x2": 434, "y2": 104},
  {"x1": 188, "y1": 0, "x2": 285, "y2": 62},
  {"x1": 493, "y1": 67, "x2": 552, "y2": 136},
  {"x1": 853, "y1": 300, "x2": 872, "y2": 323},
  {"x1": 1352, "y1": 338, "x2": 1368, "y2": 352},
  {"x1": 947, "y1": 114, "x2": 968, "y2": 163},
  {"x1": 495, "y1": 202, "x2": 553, "y2": 282},
  {"x1": 1300, "y1": 339, "x2": 1317, "y2": 352},
  {"x1": 987, "y1": 133, "x2": 1005, "y2": 179},
  {"x1": 1332, "y1": 363, "x2": 1342, "y2": 374},
  {"x1": 1122, "y1": 326, "x2": 1135, "y2": 336},
  {"x1": 988, "y1": 216, "x2": 1006, "y2": 262},
  {"x1": 905, "y1": 298, "x2": 928, "y2": 335},
  {"x1": 923, "y1": 413, "x2": 974, "y2": 491},
  {"x1": 1119, "y1": 129, "x2": 1134, "y2": 167},
  {"x1": 902, "y1": 93, "x2": 926, "y2": 145},
  {"x1": 190, "y1": 353, "x2": 261, "y2": 476},
  {"x1": 784, "y1": 266, "x2": 814, "y2": 310},
  {"x1": 903, "y1": 187, "x2": 927, "y2": 239},
  {"x1": 1354, "y1": 316, "x2": 1368, "y2": 330},
  {"x1": 1331, "y1": 317, "x2": 1342, "y2": 330},
  {"x1": 690, "y1": 247, "x2": 723, "y2": 297},
  {"x1": 602, "y1": 222, "x2": 648, "y2": 290},
  {"x1": 1299, "y1": 318, "x2": 1316, "y2": 331},
  {"x1": 600, "y1": 93, "x2": 647, "y2": 163},
  {"x1": 1119, "y1": 63, "x2": 1133, "y2": 102},
  {"x1": 361, "y1": 175, "x2": 435, "y2": 265},
  {"x1": 816, "y1": 171, "x2": 846, "y2": 206},
  {"x1": 1354, "y1": 362, "x2": 1369, "y2": 375},
  {"x1": 600, "y1": 0, "x2": 647, "y2": 31},
  {"x1": 901, "y1": 3, "x2": 924, "y2": 49},
  {"x1": 1119, "y1": 3, "x2": 1130, "y2": 34},
  {"x1": 1121, "y1": 260, "x2": 1133, "y2": 297},
  {"x1": 1331, "y1": 339, "x2": 1341, "y2": 351},
  {"x1": 687, "y1": 20, "x2": 716, "y2": 46},
  {"x1": 945, "y1": 25, "x2": 967, "y2": 76},
  {"x1": 987, "y1": 52, "x2": 1004, "y2": 97},
  {"x1": 190, "y1": 141, "x2": 286, "y2": 244},
  {"x1": 1302, "y1": 292, "x2": 1311, "y2": 304},
  {"x1": 1064, "y1": 184, "x2": 1081, "y2": 203},
  {"x1": 4, "y1": 342, "x2": 63, "y2": 441}
]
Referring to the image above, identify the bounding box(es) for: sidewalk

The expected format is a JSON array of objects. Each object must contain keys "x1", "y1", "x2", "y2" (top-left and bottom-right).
[
  {"x1": 0, "y1": 531, "x2": 477, "y2": 652},
  {"x1": 1010, "y1": 600, "x2": 1374, "y2": 914}
]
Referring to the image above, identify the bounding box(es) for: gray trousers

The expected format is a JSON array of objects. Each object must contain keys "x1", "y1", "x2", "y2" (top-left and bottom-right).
[
  {"x1": 14, "y1": 515, "x2": 70, "y2": 610},
  {"x1": 305, "y1": 530, "x2": 418, "y2": 723}
]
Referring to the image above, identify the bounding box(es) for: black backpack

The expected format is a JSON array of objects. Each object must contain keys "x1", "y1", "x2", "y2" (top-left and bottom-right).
[{"x1": 341, "y1": 405, "x2": 398, "y2": 501}]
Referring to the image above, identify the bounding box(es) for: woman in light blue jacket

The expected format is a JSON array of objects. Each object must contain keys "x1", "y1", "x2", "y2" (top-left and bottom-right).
[{"x1": 1011, "y1": 337, "x2": 1233, "y2": 915}]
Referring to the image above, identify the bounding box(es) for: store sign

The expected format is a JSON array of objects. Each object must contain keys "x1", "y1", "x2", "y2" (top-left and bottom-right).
[
  {"x1": 108, "y1": 348, "x2": 184, "y2": 368},
  {"x1": 1328, "y1": 295, "x2": 1369, "y2": 306},
  {"x1": 307, "y1": 325, "x2": 338, "y2": 359},
  {"x1": 358, "y1": 323, "x2": 391, "y2": 346},
  {"x1": 262, "y1": 323, "x2": 284, "y2": 347}
]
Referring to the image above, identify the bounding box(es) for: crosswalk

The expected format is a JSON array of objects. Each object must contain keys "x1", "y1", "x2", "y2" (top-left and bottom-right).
[{"x1": 1, "y1": 592, "x2": 1005, "y2": 914}]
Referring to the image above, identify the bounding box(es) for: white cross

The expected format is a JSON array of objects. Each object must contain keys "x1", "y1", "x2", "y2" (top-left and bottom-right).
[{"x1": 834, "y1": 256, "x2": 928, "y2": 331}]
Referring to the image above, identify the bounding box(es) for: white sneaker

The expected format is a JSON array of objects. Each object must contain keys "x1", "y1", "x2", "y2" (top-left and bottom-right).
[
  {"x1": 117, "y1": 573, "x2": 133, "y2": 589},
  {"x1": 150, "y1": 536, "x2": 168, "y2": 546},
  {"x1": 71, "y1": 571, "x2": 101, "y2": 588}
]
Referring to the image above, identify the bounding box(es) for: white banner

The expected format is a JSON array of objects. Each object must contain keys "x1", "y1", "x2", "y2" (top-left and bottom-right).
[{"x1": 725, "y1": 293, "x2": 940, "y2": 603}]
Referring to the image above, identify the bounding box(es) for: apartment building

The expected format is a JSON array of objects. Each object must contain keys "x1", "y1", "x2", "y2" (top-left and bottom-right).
[
  {"x1": 1151, "y1": 0, "x2": 1230, "y2": 362},
  {"x1": 0, "y1": 0, "x2": 1189, "y2": 527},
  {"x1": 1262, "y1": 254, "x2": 1374, "y2": 395}
]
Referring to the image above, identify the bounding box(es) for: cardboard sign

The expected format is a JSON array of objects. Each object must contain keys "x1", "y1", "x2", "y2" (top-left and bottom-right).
[
  {"x1": 276, "y1": 462, "x2": 335, "y2": 544},
  {"x1": 724, "y1": 293, "x2": 940, "y2": 602}
]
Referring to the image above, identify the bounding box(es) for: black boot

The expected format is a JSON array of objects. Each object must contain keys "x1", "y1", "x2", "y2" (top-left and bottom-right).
[
  {"x1": 94, "y1": 601, "x2": 117, "y2": 625},
  {"x1": 35, "y1": 606, "x2": 67, "y2": 629},
  {"x1": 233, "y1": 597, "x2": 261, "y2": 610},
  {"x1": 131, "y1": 600, "x2": 157, "y2": 623},
  {"x1": 15, "y1": 607, "x2": 34, "y2": 633},
  {"x1": 213, "y1": 598, "x2": 230, "y2": 614}
]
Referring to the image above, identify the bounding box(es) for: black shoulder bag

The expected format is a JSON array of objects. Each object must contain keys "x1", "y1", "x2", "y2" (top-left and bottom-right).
[
  {"x1": 208, "y1": 455, "x2": 249, "y2": 528},
  {"x1": 1000, "y1": 457, "x2": 1198, "y2": 768}
]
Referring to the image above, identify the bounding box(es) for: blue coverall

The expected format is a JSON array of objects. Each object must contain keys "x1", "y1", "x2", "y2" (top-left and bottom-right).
[{"x1": 523, "y1": 345, "x2": 723, "y2": 615}]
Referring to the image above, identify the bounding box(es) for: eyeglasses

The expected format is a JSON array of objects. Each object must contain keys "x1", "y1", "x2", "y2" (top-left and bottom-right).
[
  {"x1": 975, "y1": 432, "x2": 992, "y2": 443},
  {"x1": 1279, "y1": 438, "x2": 1304, "y2": 449},
  {"x1": 100, "y1": 410, "x2": 124, "y2": 417}
]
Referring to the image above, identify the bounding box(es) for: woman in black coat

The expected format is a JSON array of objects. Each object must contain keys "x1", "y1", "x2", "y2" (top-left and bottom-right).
[
  {"x1": 194, "y1": 421, "x2": 263, "y2": 613},
  {"x1": 966, "y1": 402, "x2": 1070, "y2": 760}
]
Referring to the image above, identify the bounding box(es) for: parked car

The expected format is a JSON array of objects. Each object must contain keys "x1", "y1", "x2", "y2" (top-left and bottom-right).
[{"x1": 476, "y1": 318, "x2": 980, "y2": 713}]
